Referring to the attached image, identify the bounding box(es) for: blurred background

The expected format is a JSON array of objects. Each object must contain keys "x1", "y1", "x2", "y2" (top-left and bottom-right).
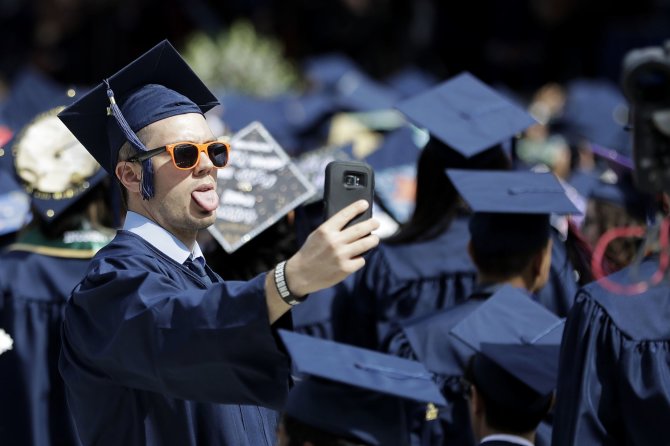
[{"x1": 2, "y1": 0, "x2": 669, "y2": 96}]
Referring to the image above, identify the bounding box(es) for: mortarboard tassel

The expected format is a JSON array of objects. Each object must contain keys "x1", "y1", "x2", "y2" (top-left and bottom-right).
[{"x1": 104, "y1": 79, "x2": 155, "y2": 200}]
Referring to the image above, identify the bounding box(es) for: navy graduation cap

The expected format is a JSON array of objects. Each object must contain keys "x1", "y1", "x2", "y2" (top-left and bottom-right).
[
  {"x1": 396, "y1": 72, "x2": 536, "y2": 158},
  {"x1": 12, "y1": 107, "x2": 107, "y2": 222},
  {"x1": 58, "y1": 40, "x2": 219, "y2": 199},
  {"x1": 279, "y1": 330, "x2": 446, "y2": 446},
  {"x1": 447, "y1": 169, "x2": 580, "y2": 257},
  {"x1": 451, "y1": 284, "x2": 564, "y2": 398},
  {"x1": 446, "y1": 169, "x2": 580, "y2": 215}
]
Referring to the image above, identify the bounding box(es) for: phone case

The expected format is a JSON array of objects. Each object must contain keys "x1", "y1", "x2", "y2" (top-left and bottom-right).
[{"x1": 324, "y1": 160, "x2": 374, "y2": 227}]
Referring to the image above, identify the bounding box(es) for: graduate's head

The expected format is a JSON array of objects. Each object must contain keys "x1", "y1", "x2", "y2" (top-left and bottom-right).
[
  {"x1": 468, "y1": 212, "x2": 553, "y2": 291},
  {"x1": 448, "y1": 169, "x2": 580, "y2": 291},
  {"x1": 278, "y1": 331, "x2": 446, "y2": 446},
  {"x1": 57, "y1": 40, "x2": 225, "y2": 243},
  {"x1": 464, "y1": 350, "x2": 554, "y2": 439},
  {"x1": 450, "y1": 285, "x2": 563, "y2": 442}
]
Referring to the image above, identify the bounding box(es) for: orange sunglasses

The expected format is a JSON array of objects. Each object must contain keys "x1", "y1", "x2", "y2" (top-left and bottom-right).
[{"x1": 128, "y1": 141, "x2": 231, "y2": 170}]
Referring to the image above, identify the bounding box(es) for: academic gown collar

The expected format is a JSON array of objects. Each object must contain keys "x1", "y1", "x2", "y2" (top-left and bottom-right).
[{"x1": 123, "y1": 211, "x2": 203, "y2": 264}]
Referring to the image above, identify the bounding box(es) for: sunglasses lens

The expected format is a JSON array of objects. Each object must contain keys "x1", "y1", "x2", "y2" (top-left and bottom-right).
[
  {"x1": 207, "y1": 143, "x2": 229, "y2": 167},
  {"x1": 173, "y1": 144, "x2": 200, "y2": 168}
]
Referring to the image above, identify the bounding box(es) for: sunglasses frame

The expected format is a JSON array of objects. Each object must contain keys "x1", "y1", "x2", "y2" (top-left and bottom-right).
[{"x1": 128, "y1": 141, "x2": 231, "y2": 170}]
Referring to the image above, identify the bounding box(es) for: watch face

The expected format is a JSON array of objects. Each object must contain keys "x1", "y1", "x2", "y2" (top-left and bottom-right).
[{"x1": 13, "y1": 107, "x2": 100, "y2": 198}]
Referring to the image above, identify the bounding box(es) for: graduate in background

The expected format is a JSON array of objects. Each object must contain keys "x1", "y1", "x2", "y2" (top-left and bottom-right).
[
  {"x1": 552, "y1": 197, "x2": 670, "y2": 445},
  {"x1": 276, "y1": 330, "x2": 446, "y2": 446},
  {"x1": 56, "y1": 40, "x2": 379, "y2": 446},
  {"x1": 331, "y1": 72, "x2": 533, "y2": 350},
  {"x1": 386, "y1": 169, "x2": 579, "y2": 446},
  {"x1": 0, "y1": 106, "x2": 113, "y2": 446}
]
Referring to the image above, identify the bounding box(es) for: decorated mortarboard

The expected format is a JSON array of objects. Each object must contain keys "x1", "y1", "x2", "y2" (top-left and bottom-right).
[
  {"x1": 57, "y1": 40, "x2": 219, "y2": 199},
  {"x1": 279, "y1": 330, "x2": 446, "y2": 446},
  {"x1": 451, "y1": 284, "x2": 564, "y2": 397},
  {"x1": 12, "y1": 107, "x2": 107, "y2": 221},
  {"x1": 208, "y1": 122, "x2": 315, "y2": 253},
  {"x1": 396, "y1": 72, "x2": 536, "y2": 158},
  {"x1": 0, "y1": 169, "x2": 30, "y2": 237}
]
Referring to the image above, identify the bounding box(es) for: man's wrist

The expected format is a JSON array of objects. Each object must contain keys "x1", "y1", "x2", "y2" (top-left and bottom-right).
[{"x1": 273, "y1": 260, "x2": 307, "y2": 306}]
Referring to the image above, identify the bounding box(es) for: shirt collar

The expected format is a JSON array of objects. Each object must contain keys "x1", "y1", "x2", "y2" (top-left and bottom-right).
[
  {"x1": 480, "y1": 434, "x2": 534, "y2": 446},
  {"x1": 123, "y1": 211, "x2": 203, "y2": 264}
]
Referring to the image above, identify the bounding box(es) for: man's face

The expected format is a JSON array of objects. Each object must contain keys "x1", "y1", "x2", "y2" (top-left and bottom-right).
[{"x1": 136, "y1": 113, "x2": 219, "y2": 243}]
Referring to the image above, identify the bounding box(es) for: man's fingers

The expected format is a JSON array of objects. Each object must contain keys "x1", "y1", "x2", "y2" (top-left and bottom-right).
[
  {"x1": 324, "y1": 200, "x2": 370, "y2": 231},
  {"x1": 340, "y1": 218, "x2": 381, "y2": 243}
]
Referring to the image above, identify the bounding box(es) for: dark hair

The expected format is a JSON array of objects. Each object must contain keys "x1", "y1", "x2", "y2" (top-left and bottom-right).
[
  {"x1": 464, "y1": 357, "x2": 552, "y2": 435},
  {"x1": 468, "y1": 213, "x2": 550, "y2": 278},
  {"x1": 281, "y1": 415, "x2": 368, "y2": 446},
  {"x1": 384, "y1": 139, "x2": 511, "y2": 245}
]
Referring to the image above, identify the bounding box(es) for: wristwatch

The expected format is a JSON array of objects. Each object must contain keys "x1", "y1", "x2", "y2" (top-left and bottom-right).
[{"x1": 273, "y1": 260, "x2": 306, "y2": 306}]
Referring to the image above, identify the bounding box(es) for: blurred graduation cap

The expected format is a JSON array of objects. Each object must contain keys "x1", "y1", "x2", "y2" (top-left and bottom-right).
[
  {"x1": 302, "y1": 52, "x2": 399, "y2": 112},
  {"x1": 451, "y1": 284, "x2": 564, "y2": 399},
  {"x1": 279, "y1": 330, "x2": 446, "y2": 446},
  {"x1": 58, "y1": 40, "x2": 219, "y2": 199},
  {"x1": 0, "y1": 169, "x2": 30, "y2": 237},
  {"x1": 561, "y1": 79, "x2": 632, "y2": 160},
  {"x1": 588, "y1": 169, "x2": 652, "y2": 220},
  {"x1": 396, "y1": 72, "x2": 536, "y2": 158},
  {"x1": 12, "y1": 107, "x2": 107, "y2": 222},
  {"x1": 384, "y1": 66, "x2": 439, "y2": 98},
  {"x1": 219, "y1": 91, "x2": 336, "y2": 155},
  {"x1": 447, "y1": 169, "x2": 580, "y2": 256}
]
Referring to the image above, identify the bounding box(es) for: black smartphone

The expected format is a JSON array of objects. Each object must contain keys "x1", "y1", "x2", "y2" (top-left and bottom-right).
[{"x1": 323, "y1": 160, "x2": 375, "y2": 228}]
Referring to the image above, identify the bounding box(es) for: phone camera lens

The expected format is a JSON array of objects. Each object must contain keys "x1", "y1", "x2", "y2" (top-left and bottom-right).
[{"x1": 344, "y1": 174, "x2": 360, "y2": 186}]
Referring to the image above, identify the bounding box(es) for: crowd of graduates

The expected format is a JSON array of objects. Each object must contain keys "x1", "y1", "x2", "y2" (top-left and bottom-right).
[{"x1": 1, "y1": 3, "x2": 670, "y2": 446}]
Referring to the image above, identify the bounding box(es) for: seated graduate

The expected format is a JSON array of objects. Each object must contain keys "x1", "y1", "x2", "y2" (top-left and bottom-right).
[
  {"x1": 452, "y1": 285, "x2": 563, "y2": 446},
  {"x1": 276, "y1": 330, "x2": 446, "y2": 446},
  {"x1": 552, "y1": 203, "x2": 670, "y2": 443},
  {"x1": 0, "y1": 106, "x2": 113, "y2": 446},
  {"x1": 385, "y1": 169, "x2": 579, "y2": 445},
  {"x1": 331, "y1": 72, "x2": 533, "y2": 350},
  {"x1": 56, "y1": 41, "x2": 380, "y2": 446}
]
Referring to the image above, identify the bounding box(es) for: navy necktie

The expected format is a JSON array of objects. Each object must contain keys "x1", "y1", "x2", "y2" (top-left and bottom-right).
[{"x1": 184, "y1": 256, "x2": 212, "y2": 284}]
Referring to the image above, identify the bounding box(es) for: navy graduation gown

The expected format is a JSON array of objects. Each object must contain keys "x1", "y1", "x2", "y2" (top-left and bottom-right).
[
  {"x1": 332, "y1": 216, "x2": 478, "y2": 349},
  {"x1": 553, "y1": 257, "x2": 670, "y2": 446},
  {"x1": 59, "y1": 231, "x2": 290, "y2": 446},
  {"x1": 534, "y1": 229, "x2": 579, "y2": 318},
  {"x1": 0, "y1": 227, "x2": 112, "y2": 446}
]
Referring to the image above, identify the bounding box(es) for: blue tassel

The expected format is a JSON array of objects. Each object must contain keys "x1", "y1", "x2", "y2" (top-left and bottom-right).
[{"x1": 104, "y1": 79, "x2": 155, "y2": 200}]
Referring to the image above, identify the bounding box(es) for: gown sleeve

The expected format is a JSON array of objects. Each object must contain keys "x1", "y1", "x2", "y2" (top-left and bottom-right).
[
  {"x1": 60, "y1": 254, "x2": 290, "y2": 410},
  {"x1": 553, "y1": 284, "x2": 670, "y2": 445}
]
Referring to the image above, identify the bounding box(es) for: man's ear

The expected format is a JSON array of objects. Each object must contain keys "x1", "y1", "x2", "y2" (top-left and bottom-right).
[
  {"x1": 115, "y1": 161, "x2": 142, "y2": 195},
  {"x1": 471, "y1": 384, "x2": 485, "y2": 416}
]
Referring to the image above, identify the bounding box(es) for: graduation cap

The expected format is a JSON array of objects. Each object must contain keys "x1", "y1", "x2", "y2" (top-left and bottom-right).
[
  {"x1": 451, "y1": 284, "x2": 564, "y2": 400},
  {"x1": 447, "y1": 169, "x2": 580, "y2": 257},
  {"x1": 279, "y1": 330, "x2": 446, "y2": 446},
  {"x1": 58, "y1": 40, "x2": 219, "y2": 199},
  {"x1": 561, "y1": 79, "x2": 632, "y2": 160},
  {"x1": 396, "y1": 72, "x2": 536, "y2": 158},
  {"x1": 384, "y1": 66, "x2": 439, "y2": 98},
  {"x1": 12, "y1": 107, "x2": 107, "y2": 222}
]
